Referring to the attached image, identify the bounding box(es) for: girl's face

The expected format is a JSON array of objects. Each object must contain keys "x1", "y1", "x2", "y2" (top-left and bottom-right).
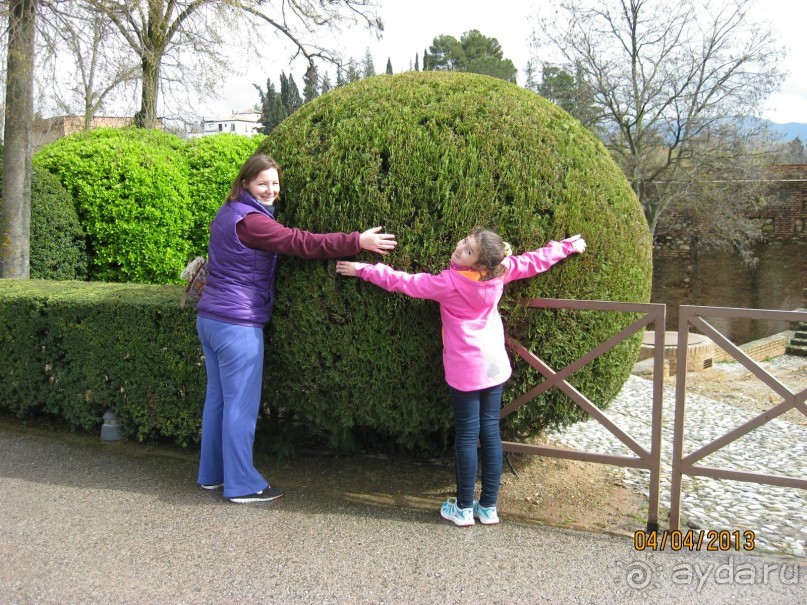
[
  {"x1": 245, "y1": 168, "x2": 280, "y2": 205},
  {"x1": 451, "y1": 235, "x2": 480, "y2": 267}
]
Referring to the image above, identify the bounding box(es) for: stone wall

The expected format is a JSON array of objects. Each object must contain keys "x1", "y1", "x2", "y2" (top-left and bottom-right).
[{"x1": 653, "y1": 164, "x2": 807, "y2": 257}]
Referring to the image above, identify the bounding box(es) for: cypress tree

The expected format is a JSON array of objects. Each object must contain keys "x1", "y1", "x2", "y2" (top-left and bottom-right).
[{"x1": 303, "y1": 63, "x2": 319, "y2": 103}]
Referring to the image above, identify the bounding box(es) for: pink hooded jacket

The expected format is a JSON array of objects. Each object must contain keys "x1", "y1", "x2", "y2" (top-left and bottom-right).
[{"x1": 352, "y1": 237, "x2": 585, "y2": 391}]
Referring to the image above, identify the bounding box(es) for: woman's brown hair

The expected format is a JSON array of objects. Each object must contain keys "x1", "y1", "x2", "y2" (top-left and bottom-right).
[{"x1": 228, "y1": 154, "x2": 282, "y2": 201}]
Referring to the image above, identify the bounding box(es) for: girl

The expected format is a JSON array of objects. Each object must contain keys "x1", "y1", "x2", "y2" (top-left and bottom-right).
[
  {"x1": 196, "y1": 153, "x2": 396, "y2": 503},
  {"x1": 336, "y1": 229, "x2": 585, "y2": 525}
]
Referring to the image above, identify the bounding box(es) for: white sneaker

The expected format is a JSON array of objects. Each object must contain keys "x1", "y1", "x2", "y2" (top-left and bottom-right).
[
  {"x1": 473, "y1": 500, "x2": 500, "y2": 525},
  {"x1": 440, "y1": 497, "x2": 474, "y2": 526}
]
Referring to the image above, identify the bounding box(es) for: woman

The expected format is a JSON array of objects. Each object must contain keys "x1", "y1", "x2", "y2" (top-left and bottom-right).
[{"x1": 196, "y1": 153, "x2": 396, "y2": 503}]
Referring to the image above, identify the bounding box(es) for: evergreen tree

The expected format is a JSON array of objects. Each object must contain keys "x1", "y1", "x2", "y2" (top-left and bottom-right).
[
  {"x1": 303, "y1": 63, "x2": 319, "y2": 103},
  {"x1": 426, "y1": 30, "x2": 516, "y2": 82},
  {"x1": 423, "y1": 48, "x2": 430, "y2": 70},
  {"x1": 255, "y1": 78, "x2": 286, "y2": 134},
  {"x1": 414, "y1": 52, "x2": 419, "y2": 71},
  {"x1": 280, "y1": 72, "x2": 303, "y2": 113},
  {"x1": 537, "y1": 64, "x2": 598, "y2": 128},
  {"x1": 524, "y1": 59, "x2": 538, "y2": 92},
  {"x1": 346, "y1": 59, "x2": 361, "y2": 83},
  {"x1": 320, "y1": 72, "x2": 333, "y2": 94},
  {"x1": 363, "y1": 49, "x2": 376, "y2": 78},
  {"x1": 336, "y1": 66, "x2": 347, "y2": 87},
  {"x1": 385, "y1": 58, "x2": 393, "y2": 75}
]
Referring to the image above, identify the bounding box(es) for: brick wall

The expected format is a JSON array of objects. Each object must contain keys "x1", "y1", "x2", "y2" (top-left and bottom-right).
[
  {"x1": 32, "y1": 116, "x2": 164, "y2": 151},
  {"x1": 711, "y1": 331, "x2": 795, "y2": 363},
  {"x1": 653, "y1": 164, "x2": 807, "y2": 257}
]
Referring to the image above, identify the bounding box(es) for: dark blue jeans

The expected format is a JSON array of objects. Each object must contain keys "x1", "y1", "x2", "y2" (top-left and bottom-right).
[{"x1": 449, "y1": 383, "x2": 504, "y2": 510}]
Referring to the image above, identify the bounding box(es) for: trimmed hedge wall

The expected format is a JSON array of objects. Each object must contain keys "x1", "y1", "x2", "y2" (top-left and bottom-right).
[
  {"x1": 0, "y1": 279, "x2": 205, "y2": 446},
  {"x1": 259, "y1": 72, "x2": 653, "y2": 453}
]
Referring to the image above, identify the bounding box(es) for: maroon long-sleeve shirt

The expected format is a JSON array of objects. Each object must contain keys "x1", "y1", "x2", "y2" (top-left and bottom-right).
[{"x1": 236, "y1": 213, "x2": 362, "y2": 259}]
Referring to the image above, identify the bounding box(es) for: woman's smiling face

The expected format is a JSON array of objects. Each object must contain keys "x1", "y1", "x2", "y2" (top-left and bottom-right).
[{"x1": 245, "y1": 168, "x2": 280, "y2": 206}]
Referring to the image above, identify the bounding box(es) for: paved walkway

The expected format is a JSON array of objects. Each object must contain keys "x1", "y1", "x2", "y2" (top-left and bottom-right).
[{"x1": 1, "y1": 424, "x2": 804, "y2": 604}]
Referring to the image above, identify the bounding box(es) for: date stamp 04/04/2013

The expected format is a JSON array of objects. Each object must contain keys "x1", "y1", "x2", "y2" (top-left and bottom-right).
[{"x1": 633, "y1": 529, "x2": 757, "y2": 552}]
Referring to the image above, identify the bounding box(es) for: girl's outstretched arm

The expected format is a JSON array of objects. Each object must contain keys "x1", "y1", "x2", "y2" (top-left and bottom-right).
[
  {"x1": 335, "y1": 261, "x2": 451, "y2": 301},
  {"x1": 503, "y1": 235, "x2": 586, "y2": 283}
]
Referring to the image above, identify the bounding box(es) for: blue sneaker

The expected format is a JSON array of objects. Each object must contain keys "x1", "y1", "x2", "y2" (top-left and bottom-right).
[
  {"x1": 440, "y1": 498, "x2": 474, "y2": 526},
  {"x1": 473, "y1": 500, "x2": 500, "y2": 525}
]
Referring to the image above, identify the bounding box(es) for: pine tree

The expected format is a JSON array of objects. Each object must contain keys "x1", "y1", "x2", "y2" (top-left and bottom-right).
[
  {"x1": 414, "y1": 52, "x2": 419, "y2": 71},
  {"x1": 423, "y1": 49, "x2": 430, "y2": 70},
  {"x1": 336, "y1": 66, "x2": 347, "y2": 87},
  {"x1": 385, "y1": 58, "x2": 393, "y2": 75}
]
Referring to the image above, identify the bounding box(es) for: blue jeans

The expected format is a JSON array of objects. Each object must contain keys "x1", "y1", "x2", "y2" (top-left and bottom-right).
[
  {"x1": 196, "y1": 316, "x2": 269, "y2": 498},
  {"x1": 449, "y1": 383, "x2": 504, "y2": 510}
]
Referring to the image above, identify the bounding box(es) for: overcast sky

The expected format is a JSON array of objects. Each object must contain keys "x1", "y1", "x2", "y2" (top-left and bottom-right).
[{"x1": 201, "y1": 0, "x2": 807, "y2": 125}]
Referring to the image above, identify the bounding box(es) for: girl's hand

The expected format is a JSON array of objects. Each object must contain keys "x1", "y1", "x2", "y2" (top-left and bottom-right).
[
  {"x1": 360, "y1": 227, "x2": 397, "y2": 254},
  {"x1": 562, "y1": 234, "x2": 586, "y2": 254},
  {"x1": 336, "y1": 261, "x2": 359, "y2": 277}
]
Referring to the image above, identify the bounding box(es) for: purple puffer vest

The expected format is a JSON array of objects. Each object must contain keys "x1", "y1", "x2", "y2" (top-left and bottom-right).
[{"x1": 196, "y1": 192, "x2": 278, "y2": 327}]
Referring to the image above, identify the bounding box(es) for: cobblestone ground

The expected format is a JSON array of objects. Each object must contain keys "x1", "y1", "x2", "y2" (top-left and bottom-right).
[{"x1": 547, "y1": 355, "x2": 807, "y2": 558}]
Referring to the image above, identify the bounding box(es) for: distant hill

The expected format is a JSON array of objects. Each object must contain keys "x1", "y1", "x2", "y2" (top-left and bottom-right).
[{"x1": 764, "y1": 120, "x2": 807, "y2": 141}]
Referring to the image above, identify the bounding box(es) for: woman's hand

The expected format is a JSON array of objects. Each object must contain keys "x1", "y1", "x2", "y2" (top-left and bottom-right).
[
  {"x1": 360, "y1": 227, "x2": 397, "y2": 254},
  {"x1": 335, "y1": 261, "x2": 359, "y2": 277}
]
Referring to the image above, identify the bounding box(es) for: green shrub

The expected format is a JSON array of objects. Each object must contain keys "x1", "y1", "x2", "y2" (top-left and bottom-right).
[
  {"x1": 185, "y1": 133, "x2": 265, "y2": 255},
  {"x1": 0, "y1": 146, "x2": 88, "y2": 280},
  {"x1": 0, "y1": 280, "x2": 205, "y2": 445},
  {"x1": 259, "y1": 72, "x2": 652, "y2": 454},
  {"x1": 33, "y1": 128, "x2": 192, "y2": 284},
  {"x1": 30, "y1": 167, "x2": 89, "y2": 280}
]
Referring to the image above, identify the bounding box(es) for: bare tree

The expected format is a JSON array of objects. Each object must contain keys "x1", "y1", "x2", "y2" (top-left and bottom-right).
[
  {"x1": 85, "y1": 0, "x2": 382, "y2": 129},
  {"x1": 39, "y1": 4, "x2": 139, "y2": 128},
  {"x1": 1, "y1": 0, "x2": 37, "y2": 278},
  {"x1": 0, "y1": 10, "x2": 9, "y2": 142},
  {"x1": 531, "y1": 0, "x2": 784, "y2": 257}
]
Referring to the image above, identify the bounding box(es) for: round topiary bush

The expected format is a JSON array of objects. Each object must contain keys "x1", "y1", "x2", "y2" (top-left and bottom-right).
[
  {"x1": 259, "y1": 71, "x2": 652, "y2": 455},
  {"x1": 34, "y1": 128, "x2": 192, "y2": 284},
  {"x1": 30, "y1": 166, "x2": 89, "y2": 280},
  {"x1": 185, "y1": 133, "x2": 265, "y2": 256},
  {"x1": 0, "y1": 146, "x2": 88, "y2": 280}
]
